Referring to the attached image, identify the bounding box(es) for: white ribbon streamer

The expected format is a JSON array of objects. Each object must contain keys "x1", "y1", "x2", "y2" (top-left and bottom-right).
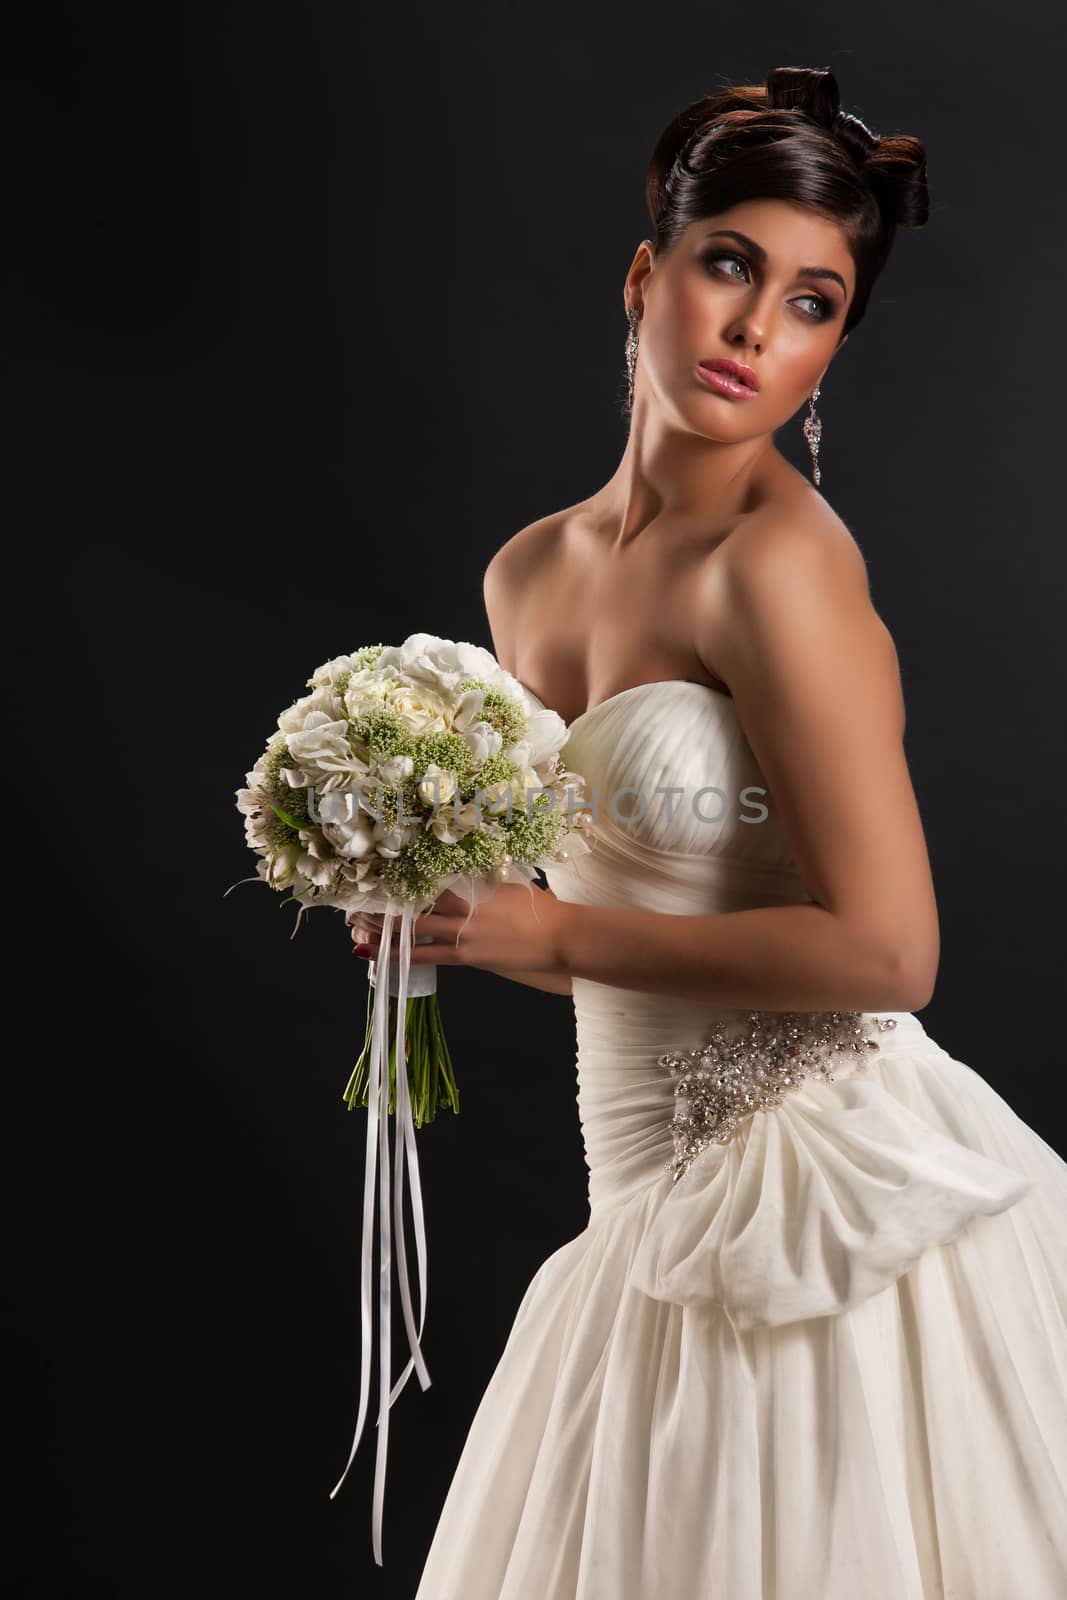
[
  {"x1": 326, "y1": 872, "x2": 529, "y2": 1562},
  {"x1": 328, "y1": 899, "x2": 433, "y2": 1567}
]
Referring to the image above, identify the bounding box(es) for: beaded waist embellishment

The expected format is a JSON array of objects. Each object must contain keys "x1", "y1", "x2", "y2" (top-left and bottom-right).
[{"x1": 658, "y1": 1011, "x2": 898, "y2": 1184}]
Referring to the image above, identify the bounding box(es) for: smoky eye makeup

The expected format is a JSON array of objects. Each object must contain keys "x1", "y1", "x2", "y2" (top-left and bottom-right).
[{"x1": 699, "y1": 247, "x2": 842, "y2": 321}]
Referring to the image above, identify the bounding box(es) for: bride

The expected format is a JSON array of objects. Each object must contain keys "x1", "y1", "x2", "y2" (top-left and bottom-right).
[{"x1": 349, "y1": 66, "x2": 1067, "y2": 1598}]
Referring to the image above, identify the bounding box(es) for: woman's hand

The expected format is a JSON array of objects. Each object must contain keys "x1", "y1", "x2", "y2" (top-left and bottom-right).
[{"x1": 346, "y1": 883, "x2": 570, "y2": 977}]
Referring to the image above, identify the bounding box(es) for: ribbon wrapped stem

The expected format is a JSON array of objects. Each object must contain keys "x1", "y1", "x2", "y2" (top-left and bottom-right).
[{"x1": 328, "y1": 902, "x2": 433, "y2": 1566}]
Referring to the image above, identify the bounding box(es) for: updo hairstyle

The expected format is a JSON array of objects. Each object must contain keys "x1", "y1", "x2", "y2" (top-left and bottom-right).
[{"x1": 644, "y1": 65, "x2": 930, "y2": 338}]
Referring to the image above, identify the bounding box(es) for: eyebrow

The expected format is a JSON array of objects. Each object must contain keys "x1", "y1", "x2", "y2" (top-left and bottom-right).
[{"x1": 702, "y1": 229, "x2": 848, "y2": 297}]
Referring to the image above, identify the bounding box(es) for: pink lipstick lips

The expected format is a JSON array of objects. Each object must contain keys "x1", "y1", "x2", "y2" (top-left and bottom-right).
[{"x1": 696, "y1": 358, "x2": 760, "y2": 398}]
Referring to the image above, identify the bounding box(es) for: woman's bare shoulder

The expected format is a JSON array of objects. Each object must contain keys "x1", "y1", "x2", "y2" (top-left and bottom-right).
[
  {"x1": 482, "y1": 501, "x2": 590, "y2": 668},
  {"x1": 484, "y1": 498, "x2": 592, "y2": 584},
  {"x1": 713, "y1": 477, "x2": 876, "y2": 610},
  {"x1": 482, "y1": 499, "x2": 596, "y2": 629},
  {"x1": 695, "y1": 476, "x2": 893, "y2": 709}
]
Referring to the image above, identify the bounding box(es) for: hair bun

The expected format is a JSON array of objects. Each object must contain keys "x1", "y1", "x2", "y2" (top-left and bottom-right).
[
  {"x1": 766, "y1": 65, "x2": 841, "y2": 129},
  {"x1": 767, "y1": 65, "x2": 928, "y2": 227},
  {"x1": 767, "y1": 65, "x2": 877, "y2": 163},
  {"x1": 864, "y1": 135, "x2": 931, "y2": 228}
]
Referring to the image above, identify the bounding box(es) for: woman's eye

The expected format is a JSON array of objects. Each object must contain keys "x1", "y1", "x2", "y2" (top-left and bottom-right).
[
  {"x1": 794, "y1": 293, "x2": 831, "y2": 322},
  {"x1": 702, "y1": 251, "x2": 831, "y2": 321},
  {"x1": 704, "y1": 250, "x2": 748, "y2": 281}
]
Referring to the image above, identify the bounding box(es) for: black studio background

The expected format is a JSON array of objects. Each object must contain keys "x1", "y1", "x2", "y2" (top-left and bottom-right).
[{"x1": 6, "y1": 3, "x2": 1065, "y2": 1595}]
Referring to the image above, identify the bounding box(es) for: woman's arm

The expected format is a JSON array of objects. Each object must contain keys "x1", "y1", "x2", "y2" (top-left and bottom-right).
[
  {"x1": 550, "y1": 513, "x2": 940, "y2": 1012},
  {"x1": 552, "y1": 900, "x2": 928, "y2": 1010}
]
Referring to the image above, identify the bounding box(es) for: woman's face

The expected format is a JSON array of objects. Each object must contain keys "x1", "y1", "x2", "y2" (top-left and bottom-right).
[{"x1": 627, "y1": 198, "x2": 855, "y2": 439}]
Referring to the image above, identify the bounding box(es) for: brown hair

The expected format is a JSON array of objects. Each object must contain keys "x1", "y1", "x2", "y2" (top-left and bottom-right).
[{"x1": 645, "y1": 66, "x2": 929, "y2": 339}]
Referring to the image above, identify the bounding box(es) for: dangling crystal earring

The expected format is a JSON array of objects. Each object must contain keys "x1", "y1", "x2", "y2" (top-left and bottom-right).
[
  {"x1": 624, "y1": 305, "x2": 640, "y2": 412},
  {"x1": 803, "y1": 386, "x2": 823, "y2": 485}
]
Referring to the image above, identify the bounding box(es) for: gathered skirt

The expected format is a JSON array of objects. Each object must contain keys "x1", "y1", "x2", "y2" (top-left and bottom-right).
[{"x1": 414, "y1": 1034, "x2": 1067, "y2": 1599}]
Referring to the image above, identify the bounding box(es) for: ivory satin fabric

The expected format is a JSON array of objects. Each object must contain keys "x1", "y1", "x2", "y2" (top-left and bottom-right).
[{"x1": 414, "y1": 680, "x2": 1067, "y2": 1598}]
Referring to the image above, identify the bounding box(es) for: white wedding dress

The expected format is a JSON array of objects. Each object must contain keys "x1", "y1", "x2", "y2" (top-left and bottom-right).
[{"x1": 413, "y1": 679, "x2": 1067, "y2": 1598}]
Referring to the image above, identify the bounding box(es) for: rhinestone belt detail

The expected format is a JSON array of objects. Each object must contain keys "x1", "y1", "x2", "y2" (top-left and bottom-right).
[{"x1": 658, "y1": 1011, "x2": 898, "y2": 1184}]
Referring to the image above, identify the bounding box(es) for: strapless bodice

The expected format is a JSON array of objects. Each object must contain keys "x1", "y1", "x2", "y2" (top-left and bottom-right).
[
  {"x1": 523, "y1": 677, "x2": 813, "y2": 917},
  {"x1": 531, "y1": 676, "x2": 825, "y2": 1082}
]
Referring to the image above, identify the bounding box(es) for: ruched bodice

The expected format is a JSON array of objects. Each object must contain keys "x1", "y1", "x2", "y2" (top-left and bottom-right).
[
  {"x1": 521, "y1": 681, "x2": 933, "y2": 1208},
  {"x1": 534, "y1": 677, "x2": 813, "y2": 906}
]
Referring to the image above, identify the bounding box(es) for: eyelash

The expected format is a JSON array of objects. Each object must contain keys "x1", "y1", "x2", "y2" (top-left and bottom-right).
[{"x1": 701, "y1": 249, "x2": 833, "y2": 322}]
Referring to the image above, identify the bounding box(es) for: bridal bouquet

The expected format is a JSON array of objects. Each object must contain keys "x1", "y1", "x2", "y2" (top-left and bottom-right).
[{"x1": 229, "y1": 632, "x2": 593, "y2": 1564}]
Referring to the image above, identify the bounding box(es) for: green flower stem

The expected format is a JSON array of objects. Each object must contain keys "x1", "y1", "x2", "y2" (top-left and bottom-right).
[{"x1": 342, "y1": 988, "x2": 460, "y2": 1126}]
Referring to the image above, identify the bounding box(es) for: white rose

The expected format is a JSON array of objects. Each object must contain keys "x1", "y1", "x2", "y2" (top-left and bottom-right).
[
  {"x1": 342, "y1": 672, "x2": 394, "y2": 721},
  {"x1": 416, "y1": 762, "x2": 457, "y2": 808},
  {"x1": 386, "y1": 683, "x2": 452, "y2": 735}
]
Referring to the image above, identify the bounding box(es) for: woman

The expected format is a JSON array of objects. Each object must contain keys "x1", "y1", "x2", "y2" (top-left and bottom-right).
[{"x1": 351, "y1": 66, "x2": 1067, "y2": 1597}]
